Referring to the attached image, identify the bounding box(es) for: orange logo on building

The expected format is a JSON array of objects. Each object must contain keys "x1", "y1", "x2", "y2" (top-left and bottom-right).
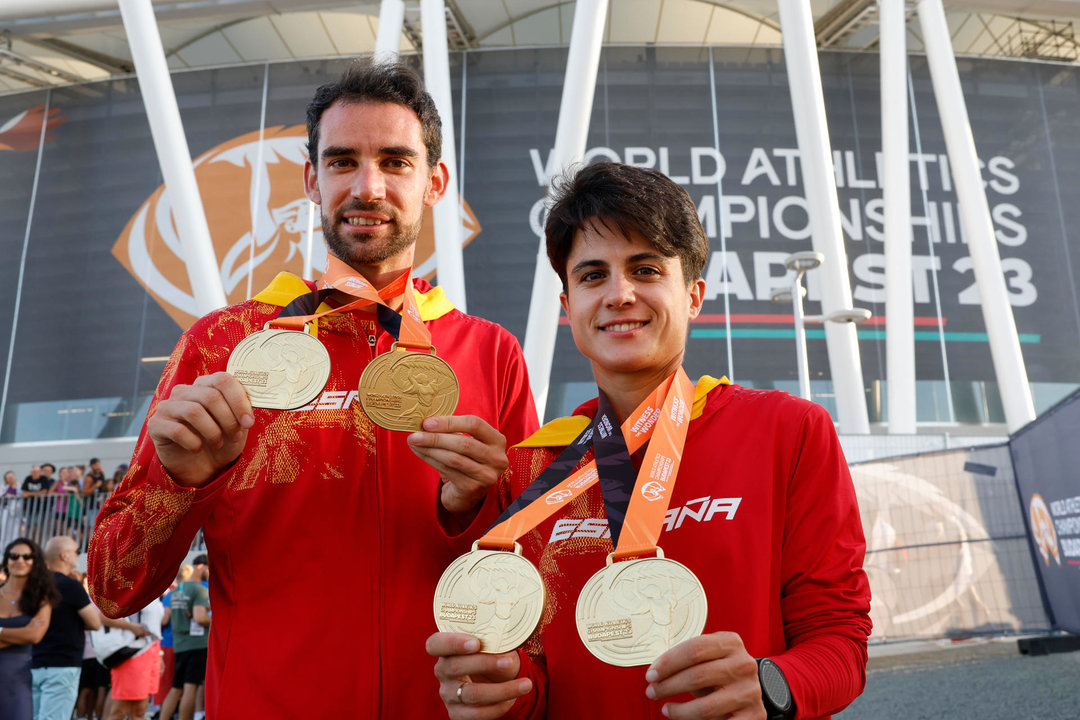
[
  {"x1": 1029, "y1": 493, "x2": 1061, "y2": 566},
  {"x1": 0, "y1": 104, "x2": 65, "y2": 152},
  {"x1": 112, "y1": 125, "x2": 481, "y2": 330}
]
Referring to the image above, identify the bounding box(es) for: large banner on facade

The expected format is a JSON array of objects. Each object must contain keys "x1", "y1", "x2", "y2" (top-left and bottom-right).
[
  {"x1": 2, "y1": 48, "x2": 1080, "y2": 440},
  {"x1": 1010, "y1": 389, "x2": 1080, "y2": 633},
  {"x1": 470, "y1": 48, "x2": 1080, "y2": 419}
]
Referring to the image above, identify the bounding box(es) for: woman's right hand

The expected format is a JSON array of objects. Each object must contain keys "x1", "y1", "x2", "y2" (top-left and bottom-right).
[{"x1": 426, "y1": 632, "x2": 533, "y2": 719}]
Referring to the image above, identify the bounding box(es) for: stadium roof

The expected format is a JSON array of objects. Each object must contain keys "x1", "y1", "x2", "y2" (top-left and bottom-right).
[{"x1": 2, "y1": 0, "x2": 1079, "y2": 94}]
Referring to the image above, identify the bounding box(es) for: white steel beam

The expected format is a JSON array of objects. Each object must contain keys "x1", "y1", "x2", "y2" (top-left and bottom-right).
[
  {"x1": 880, "y1": 0, "x2": 916, "y2": 433},
  {"x1": 521, "y1": 0, "x2": 609, "y2": 418},
  {"x1": 374, "y1": 0, "x2": 405, "y2": 61},
  {"x1": 5, "y1": 0, "x2": 302, "y2": 20},
  {"x1": 421, "y1": 0, "x2": 466, "y2": 311},
  {"x1": 118, "y1": 0, "x2": 227, "y2": 315},
  {"x1": 917, "y1": 0, "x2": 1036, "y2": 432},
  {"x1": 6, "y1": 0, "x2": 117, "y2": 15},
  {"x1": 778, "y1": 0, "x2": 871, "y2": 434}
]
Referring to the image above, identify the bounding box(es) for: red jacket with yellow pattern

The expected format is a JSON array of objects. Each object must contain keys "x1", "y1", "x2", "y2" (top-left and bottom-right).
[
  {"x1": 497, "y1": 380, "x2": 871, "y2": 720},
  {"x1": 88, "y1": 273, "x2": 538, "y2": 719}
]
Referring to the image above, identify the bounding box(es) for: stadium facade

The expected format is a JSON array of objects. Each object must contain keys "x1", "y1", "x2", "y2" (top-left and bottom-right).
[{"x1": 2, "y1": 1, "x2": 1080, "y2": 466}]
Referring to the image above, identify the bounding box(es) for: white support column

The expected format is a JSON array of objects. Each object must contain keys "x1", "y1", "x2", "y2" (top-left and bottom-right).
[
  {"x1": 375, "y1": 0, "x2": 405, "y2": 61},
  {"x1": 118, "y1": 0, "x2": 226, "y2": 316},
  {"x1": 917, "y1": 0, "x2": 1036, "y2": 432},
  {"x1": 880, "y1": 0, "x2": 916, "y2": 433},
  {"x1": 777, "y1": 0, "x2": 870, "y2": 434},
  {"x1": 522, "y1": 0, "x2": 609, "y2": 417},
  {"x1": 421, "y1": 0, "x2": 466, "y2": 312}
]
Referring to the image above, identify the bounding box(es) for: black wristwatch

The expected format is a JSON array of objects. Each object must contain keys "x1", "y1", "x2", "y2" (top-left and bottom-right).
[{"x1": 756, "y1": 657, "x2": 795, "y2": 720}]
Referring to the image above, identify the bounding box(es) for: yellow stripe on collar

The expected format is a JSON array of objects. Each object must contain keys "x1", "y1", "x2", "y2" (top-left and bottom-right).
[
  {"x1": 414, "y1": 284, "x2": 455, "y2": 321},
  {"x1": 252, "y1": 272, "x2": 313, "y2": 307},
  {"x1": 250, "y1": 272, "x2": 457, "y2": 335},
  {"x1": 514, "y1": 375, "x2": 730, "y2": 448}
]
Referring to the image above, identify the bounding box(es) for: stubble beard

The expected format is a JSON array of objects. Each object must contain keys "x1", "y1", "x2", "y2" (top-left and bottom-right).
[{"x1": 322, "y1": 202, "x2": 422, "y2": 269}]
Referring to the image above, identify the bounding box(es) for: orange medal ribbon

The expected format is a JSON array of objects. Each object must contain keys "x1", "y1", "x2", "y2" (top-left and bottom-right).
[
  {"x1": 610, "y1": 368, "x2": 694, "y2": 560},
  {"x1": 478, "y1": 368, "x2": 694, "y2": 559},
  {"x1": 271, "y1": 256, "x2": 433, "y2": 351}
]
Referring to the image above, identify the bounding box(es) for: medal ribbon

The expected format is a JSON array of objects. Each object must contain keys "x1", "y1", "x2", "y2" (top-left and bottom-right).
[
  {"x1": 271, "y1": 256, "x2": 432, "y2": 350},
  {"x1": 593, "y1": 391, "x2": 635, "y2": 546},
  {"x1": 610, "y1": 368, "x2": 694, "y2": 560},
  {"x1": 478, "y1": 368, "x2": 693, "y2": 558}
]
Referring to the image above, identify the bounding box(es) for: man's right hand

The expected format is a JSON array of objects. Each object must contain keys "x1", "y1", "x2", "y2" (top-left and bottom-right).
[{"x1": 147, "y1": 372, "x2": 254, "y2": 488}]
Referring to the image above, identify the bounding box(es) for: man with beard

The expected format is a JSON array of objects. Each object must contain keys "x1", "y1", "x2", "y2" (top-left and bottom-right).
[{"x1": 88, "y1": 60, "x2": 538, "y2": 718}]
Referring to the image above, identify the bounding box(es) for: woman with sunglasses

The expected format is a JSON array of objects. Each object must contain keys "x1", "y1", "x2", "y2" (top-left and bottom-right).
[{"x1": 1, "y1": 537, "x2": 60, "y2": 720}]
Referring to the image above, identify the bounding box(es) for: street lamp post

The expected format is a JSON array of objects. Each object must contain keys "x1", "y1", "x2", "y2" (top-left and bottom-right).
[{"x1": 770, "y1": 252, "x2": 872, "y2": 401}]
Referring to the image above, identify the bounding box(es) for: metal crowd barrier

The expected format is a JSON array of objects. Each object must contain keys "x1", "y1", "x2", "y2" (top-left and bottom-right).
[{"x1": 0, "y1": 493, "x2": 205, "y2": 554}]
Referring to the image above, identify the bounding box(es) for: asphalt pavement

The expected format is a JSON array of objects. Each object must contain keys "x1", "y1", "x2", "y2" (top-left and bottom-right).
[{"x1": 835, "y1": 637, "x2": 1080, "y2": 720}]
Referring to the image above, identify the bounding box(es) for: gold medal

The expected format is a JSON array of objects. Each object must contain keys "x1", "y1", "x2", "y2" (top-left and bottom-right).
[
  {"x1": 575, "y1": 550, "x2": 707, "y2": 667},
  {"x1": 358, "y1": 343, "x2": 459, "y2": 431},
  {"x1": 227, "y1": 324, "x2": 330, "y2": 410},
  {"x1": 433, "y1": 542, "x2": 544, "y2": 654}
]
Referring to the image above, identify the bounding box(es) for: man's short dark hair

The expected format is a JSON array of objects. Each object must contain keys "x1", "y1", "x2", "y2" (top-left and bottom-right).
[
  {"x1": 544, "y1": 162, "x2": 710, "y2": 290},
  {"x1": 90, "y1": 457, "x2": 100, "y2": 465},
  {"x1": 41, "y1": 463, "x2": 55, "y2": 473},
  {"x1": 306, "y1": 59, "x2": 442, "y2": 168},
  {"x1": 192, "y1": 554, "x2": 208, "y2": 566}
]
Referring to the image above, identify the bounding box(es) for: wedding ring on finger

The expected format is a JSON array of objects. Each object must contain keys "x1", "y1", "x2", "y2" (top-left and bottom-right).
[{"x1": 457, "y1": 680, "x2": 469, "y2": 705}]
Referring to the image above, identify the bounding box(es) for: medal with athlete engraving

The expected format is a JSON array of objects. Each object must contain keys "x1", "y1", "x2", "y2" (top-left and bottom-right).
[
  {"x1": 227, "y1": 323, "x2": 330, "y2": 410},
  {"x1": 576, "y1": 550, "x2": 707, "y2": 667},
  {"x1": 432, "y1": 369, "x2": 702, "y2": 658},
  {"x1": 358, "y1": 344, "x2": 459, "y2": 431},
  {"x1": 310, "y1": 257, "x2": 461, "y2": 431},
  {"x1": 574, "y1": 369, "x2": 704, "y2": 666},
  {"x1": 433, "y1": 542, "x2": 544, "y2": 654},
  {"x1": 431, "y1": 409, "x2": 603, "y2": 654}
]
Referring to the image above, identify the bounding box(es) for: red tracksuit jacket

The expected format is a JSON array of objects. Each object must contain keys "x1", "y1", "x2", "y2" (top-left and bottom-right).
[
  {"x1": 89, "y1": 272, "x2": 538, "y2": 718},
  {"x1": 492, "y1": 380, "x2": 871, "y2": 720}
]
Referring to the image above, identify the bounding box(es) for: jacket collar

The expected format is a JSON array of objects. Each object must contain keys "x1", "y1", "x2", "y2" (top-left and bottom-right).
[
  {"x1": 252, "y1": 271, "x2": 456, "y2": 322},
  {"x1": 514, "y1": 375, "x2": 730, "y2": 448}
]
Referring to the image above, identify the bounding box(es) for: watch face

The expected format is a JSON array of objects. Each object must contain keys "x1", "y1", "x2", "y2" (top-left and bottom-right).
[{"x1": 759, "y1": 659, "x2": 792, "y2": 712}]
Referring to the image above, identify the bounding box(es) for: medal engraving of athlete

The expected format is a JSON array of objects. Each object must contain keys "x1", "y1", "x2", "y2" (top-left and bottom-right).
[
  {"x1": 433, "y1": 542, "x2": 544, "y2": 654},
  {"x1": 358, "y1": 344, "x2": 459, "y2": 431},
  {"x1": 227, "y1": 322, "x2": 330, "y2": 410},
  {"x1": 314, "y1": 257, "x2": 460, "y2": 431},
  {"x1": 576, "y1": 549, "x2": 707, "y2": 667},
  {"x1": 574, "y1": 369, "x2": 705, "y2": 666},
  {"x1": 431, "y1": 370, "x2": 702, "y2": 658},
  {"x1": 432, "y1": 414, "x2": 603, "y2": 653}
]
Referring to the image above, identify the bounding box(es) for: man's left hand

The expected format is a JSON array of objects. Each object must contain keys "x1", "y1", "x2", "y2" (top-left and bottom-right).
[
  {"x1": 407, "y1": 415, "x2": 508, "y2": 514},
  {"x1": 645, "y1": 631, "x2": 766, "y2": 720}
]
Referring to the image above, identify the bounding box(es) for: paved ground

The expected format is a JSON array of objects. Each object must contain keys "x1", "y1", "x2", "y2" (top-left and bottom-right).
[{"x1": 835, "y1": 637, "x2": 1080, "y2": 720}]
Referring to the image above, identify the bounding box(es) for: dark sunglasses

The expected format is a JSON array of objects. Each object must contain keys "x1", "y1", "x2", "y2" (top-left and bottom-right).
[{"x1": 6, "y1": 552, "x2": 33, "y2": 561}]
